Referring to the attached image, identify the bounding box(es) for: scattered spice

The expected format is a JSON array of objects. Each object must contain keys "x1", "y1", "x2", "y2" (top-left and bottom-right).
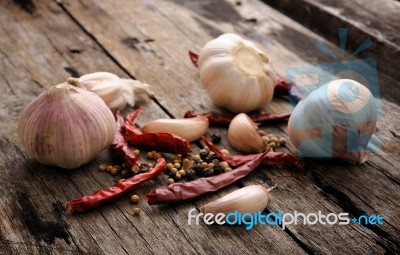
[
  {"x1": 133, "y1": 207, "x2": 141, "y2": 215},
  {"x1": 145, "y1": 152, "x2": 268, "y2": 204},
  {"x1": 211, "y1": 133, "x2": 221, "y2": 144},
  {"x1": 202, "y1": 136, "x2": 301, "y2": 168},
  {"x1": 124, "y1": 107, "x2": 192, "y2": 154},
  {"x1": 131, "y1": 195, "x2": 140, "y2": 203},
  {"x1": 66, "y1": 158, "x2": 166, "y2": 212},
  {"x1": 99, "y1": 164, "x2": 107, "y2": 171}
]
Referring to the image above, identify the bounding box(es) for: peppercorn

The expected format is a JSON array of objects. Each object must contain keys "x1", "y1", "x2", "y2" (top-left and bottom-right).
[
  {"x1": 199, "y1": 149, "x2": 208, "y2": 159},
  {"x1": 193, "y1": 163, "x2": 204, "y2": 174},
  {"x1": 221, "y1": 149, "x2": 230, "y2": 156},
  {"x1": 122, "y1": 163, "x2": 127, "y2": 168},
  {"x1": 178, "y1": 169, "x2": 186, "y2": 176},
  {"x1": 106, "y1": 165, "x2": 113, "y2": 172},
  {"x1": 219, "y1": 161, "x2": 229, "y2": 169},
  {"x1": 167, "y1": 163, "x2": 174, "y2": 170},
  {"x1": 258, "y1": 130, "x2": 266, "y2": 136},
  {"x1": 121, "y1": 170, "x2": 128, "y2": 176},
  {"x1": 99, "y1": 164, "x2": 107, "y2": 171},
  {"x1": 203, "y1": 167, "x2": 214, "y2": 176},
  {"x1": 133, "y1": 207, "x2": 141, "y2": 215},
  {"x1": 224, "y1": 167, "x2": 232, "y2": 172},
  {"x1": 173, "y1": 159, "x2": 181, "y2": 164},
  {"x1": 270, "y1": 137, "x2": 279, "y2": 143},
  {"x1": 173, "y1": 163, "x2": 181, "y2": 169},
  {"x1": 204, "y1": 146, "x2": 210, "y2": 153},
  {"x1": 170, "y1": 167, "x2": 178, "y2": 175},
  {"x1": 267, "y1": 133, "x2": 275, "y2": 137},
  {"x1": 207, "y1": 163, "x2": 215, "y2": 168},
  {"x1": 131, "y1": 195, "x2": 140, "y2": 203},
  {"x1": 211, "y1": 133, "x2": 221, "y2": 144},
  {"x1": 111, "y1": 167, "x2": 118, "y2": 175},
  {"x1": 261, "y1": 136, "x2": 270, "y2": 144},
  {"x1": 132, "y1": 165, "x2": 140, "y2": 174},
  {"x1": 213, "y1": 166, "x2": 223, "y2": 175},
  {"x1": 212, "y1": 159, "x2": 220, "y2": 166},
  {"x1": 133, "y1": 149, "x2": 140, "y2": 156},
  {"x1": 186, "y1": 169, "x2": 196, "y2": 180},
  {"x1": 203, "y1": 156, "x2": 211, "y2": 163},
  {"x1": 175, "y1": 173, "x2": 182, "y2": 179},
  {"x1": 153, "y1": 152, "x2": 162, "y2": 159},
  {"x1": 192, "y1": 154, "x2": 201, "y2": 161},
  {"x1": 201, "y1": 162, "x2": 208, "y2": 168},
  {"x1": 167, "y1": 178, "x2": 174, "y2": 184},
  {"x1": 268, "y1": 142, "x2": 277, "y2": 149},
  {"x1": 146, "y1": 151, "x2": 154, "y2": 159},
  {"x1": 278, "y1": 137, "x2": 286, "y2": 146},
  {"x1": 139, "y1": 163, "x2": 149, "y2": 173}
]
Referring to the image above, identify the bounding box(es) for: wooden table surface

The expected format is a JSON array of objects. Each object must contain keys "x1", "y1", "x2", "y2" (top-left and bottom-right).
[{"x1": 1, "y1": 0, "x2": 399, "y2": 254}]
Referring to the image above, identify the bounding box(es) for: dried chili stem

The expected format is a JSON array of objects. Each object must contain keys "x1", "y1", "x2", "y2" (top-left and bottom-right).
[{"x1": 66, "y1": 158, "x2": 167, "y2": 212}]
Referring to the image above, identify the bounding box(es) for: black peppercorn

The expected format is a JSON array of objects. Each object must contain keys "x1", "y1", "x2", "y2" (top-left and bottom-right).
[
  {"x1": 186, "y1": 169, "x2": 196, "y2": 180},
  {"x1": 203, "y1": 167, "x2": 214, "y2": 176},
  {"x1": 199, "y1": 150, "x2": 208, "y2": 159},
  {"x1": 193, "y1": 163, "x2": 204, "y2": 175},
  {"x1": 211, "y1": 133, "x2": 221, "y2": 144},
  {"x1": 139, "y1": 163, "x2": 149, "y2": 173},
  {"x1": 213, "y1": 166, "x2": 223, "y2": 175}
]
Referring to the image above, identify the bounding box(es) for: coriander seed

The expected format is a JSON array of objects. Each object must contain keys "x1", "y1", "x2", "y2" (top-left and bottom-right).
[
  {"x1": 178, "y1": 169, "x2": 186, "y2": 176},
  {"x1": 175, "y1": 173, "x2": 182, "y2": 179},
  {"x1": 167, "y1": 178, "x2": 174, "y2": 184},
  {"x1": 131, "y1": 195, "x2": 140, "y2": 203},
  {"x1": 133, "y1": 207, "x2": 141, "y2": 215},
  {"x1": 99, "y1": 164, "x2": 107, "y2": 171},
  {"x1": 278, "y1": 137, "x2": 286, "y2": 146}
]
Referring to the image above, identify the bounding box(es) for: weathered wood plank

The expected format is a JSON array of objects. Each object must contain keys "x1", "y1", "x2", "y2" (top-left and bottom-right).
[
  {"x1": 263, "y1": 0, "x2": 400, "y2": 82},
  {"x1": 59, "y1": 0, "x2": 400, "y2": 253},
  {"x1": 0, "y1": 0, "x2": 307, "y2": 254}
]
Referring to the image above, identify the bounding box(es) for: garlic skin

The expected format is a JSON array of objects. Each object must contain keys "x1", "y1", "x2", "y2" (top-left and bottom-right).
[
  {"x1": 228, "y1": 113, "x2": 265, "y2": 153},
  {"x1": 202, "y1": 185, "x2": 273, "y2": 216},
  {"x1": 199, "y1": 33, "x2": 275, "y2": 113},
  {"x1": 78, "y1": 72, "x2": 155, "y2": 110},
  {"x1": 288, "y1": 79, "x2": 377, "y2": 164},
  {"x1": 140, "y1": 116, "x2": 209, "y2": 142},
  {"x1": 18, "y1": 78, "x2": 117, "y2": 169}
]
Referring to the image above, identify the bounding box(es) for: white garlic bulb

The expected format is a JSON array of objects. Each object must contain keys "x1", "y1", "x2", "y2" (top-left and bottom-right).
[
  {"x1": 202, "y1": 185, "x2": 274, "y2": 216},
  {"x1": 78, "y1": 72, "x2": 155, "y2": 110},
  {"x1": 288, "y1": 79, "x2": 378, "y2": 164},
  {"x1": 228, "y1": 113, "x2": 266, "y2": 153},
  {"x1": 198, "y1": 33, "x2": 275, "y2": 113},
  {"x1": 18, "y1": 78, "x2": 117, "y2": 169}
]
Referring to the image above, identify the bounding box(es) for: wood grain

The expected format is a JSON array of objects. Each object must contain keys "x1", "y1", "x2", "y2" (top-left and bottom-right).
[
  {"x1": 1, "y1": 0, "x2": 399, "y2": 254},
  {"x1": 263, "y1": 0, "x2": 400, "y2": 82}
]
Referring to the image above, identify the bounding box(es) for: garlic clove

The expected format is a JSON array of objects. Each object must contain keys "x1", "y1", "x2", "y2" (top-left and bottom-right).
[
  {"x1": 18, "y1": 78, "x2": 116, "y2": 169},
  {"x1": 140, "y1": 116, "x2": 209, "y2": 142},
  {"x1": 78, "y1": 72, "x2": 155, "y2": 110},
  {"x1": 228, "y1": 113, "x2": 266, "y2": 153},
  {"x1": 202, "y1": 185, "x2": 273, "y2": 216},
  {"x1": 199, "y1": 33, "x2": 275, "y2": 113},
  {"x1": 287, "y1": 79, "x2": 377, "y2": 164}
]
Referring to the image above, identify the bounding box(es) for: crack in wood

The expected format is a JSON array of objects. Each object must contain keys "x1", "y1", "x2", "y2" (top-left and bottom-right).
[
  {"x1": 64, "y1": 66, "x2": 80, "y2": 77},
  {"x1": 12, "y1": 0, "x2": 35, "y2": 14},
  {"x1": 311, "y1": 172, "x2": 399, "y2": 253}
]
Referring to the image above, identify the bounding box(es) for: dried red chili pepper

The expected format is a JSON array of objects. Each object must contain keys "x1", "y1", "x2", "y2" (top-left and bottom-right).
[
  {"x1": 66, "y1": 158, "x2": 167, "y2": 212},
  {"x1": 111, "y1": 111, "x2": 139, "y2": 168},
  {"x1": 189, "y1": 51, "x2": 199, "y2": 68},
  {"x1": 184, "y1": 110, "x2": 290, "y2": 126},
  {"x1": 145, "y1": 152, "x2": 268, "y2": 205},
  {"x1": 202, "y1": 136, "x2": 301, "y2": 168},
  {"x1": 124, "y1": 107, "x2": 192, "y2": 154}
]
